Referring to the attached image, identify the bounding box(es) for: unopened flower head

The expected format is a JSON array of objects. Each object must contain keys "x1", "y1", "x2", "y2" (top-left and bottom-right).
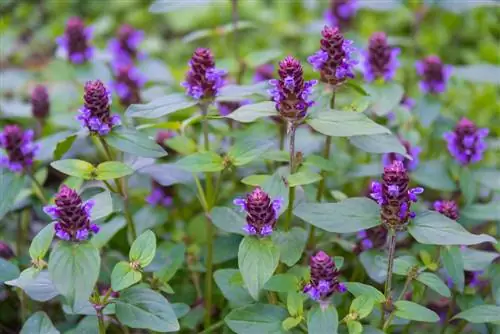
[
  {"x1": 77, "y1": 80, "x2": 120, "y2": 136},
  {"x1": 382, "y1": 139, "x2": 421, "y2": 171},
  {"x1": 362, "y1": 32, "x2": 400, "y2": 82},
  {"x1": 56, "y1": 17, "x2": 94, "y2": 64},
  {"x1": 147, "y1": 181, "x2": 174, "y2": 208},
  {"x1": 308, "y1": 26, "x2": 356, "y2": 86},
  {"x1": 0, "y1": 125, "x2": 38, "y2": 173},
  {"x1": 43, "y1": 185, "x2": 99, "y2": 241},
  {"x1": 182, "y1": 48, "x2": 226, "y2": 101},
  {"x1": 233, "y1": 187, "x2": 283, "y2": 237},
  {"x1": 443, "y1": 118, "x2": 488, "y2": 165},
  {"x1": 433, "y1": 200, "x2": 459, "y2": 220},
  {"x1": 269, "y1": 56, "x2": 317, "y2": 123},
  {"x1": 325, "y1": 0, "x2": 358, "y2": 31},
  {"x1": 415, "y1": 55, "x2": 452, "y2": 94},
  {"x1": 31, "y1": 85, "x2": 50, "y2": 119},
  {"x1": 370, "y1": 160, "x2": 423, "y2": 229},
  {"x1": 108, "y1": 24, "x2": 145, "y2": 65},
  {"x1": 111, "y1": 63, "x2": 146, "y2": 106},
  {"x1": 303, "y1": 250, "x2": 346, "y2": 303},
  {"x1": 0, "y1": 241, "x2": 14, "y2": 260}
]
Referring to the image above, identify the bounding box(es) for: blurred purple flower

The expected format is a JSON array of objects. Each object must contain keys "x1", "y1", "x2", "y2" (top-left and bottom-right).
[
  {"x1": 147, "y1": 181, "x2": 174, "y2": 208},
  {"x1": 182, "y1": 48, "x2": 225, "y2": 101},
  {"x1": 111, "y1": 63, "x2": 146, "y2": 107},
  {"x1": 362, "y1": 32, "x2": 400, "y2": 82},
  {"x1": 0, "y1": 125, "x2": 39, "y2": 173},
  {"x1": 443, "y1": 118, "x2": 488, "y2": 165},
  {"x1": 108, "y1": 24, "x2": 145, "y2": 65},
  {"x1": 253, "y1": 63, "x2": 274, "y2": 83},
  {"x1": 354, "y1": 226, "x2": 388, "y2": 254},
  {"x1": 0, "y1": 241, "x2": 14, "y2": 260},
  {"x1": 56, "y1": 17, "x2": 94, "y2": 64},
  {"x1": 325, "y1": 0, "x2": 358, "y2": 31},
  {"x1": 31, "y1": 85, "x2": 50, "y2": 119},
  {"x1": 382, "y1": 139, "x2": 421, "y2": 171},
  {"x1": 415, "y1": 55, "x2": 452, "y2": 94},
  {"x1": 303, "y1": 250, "x2": 345, "y2": 303},
  {"x1": 433, "y1": 200, "x2": 459, "y2": 220}
]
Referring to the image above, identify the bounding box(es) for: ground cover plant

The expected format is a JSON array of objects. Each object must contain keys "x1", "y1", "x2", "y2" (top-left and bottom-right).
[{"x1": 1, "y1": 0, "x2": 500, "y2": 333}]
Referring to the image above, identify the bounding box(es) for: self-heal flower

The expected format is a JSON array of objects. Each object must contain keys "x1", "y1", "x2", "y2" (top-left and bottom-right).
[
  {"x1": 111, "y1": 64, "x2": 146, "y2": 107},
  {"x1": 31, "y1": 85, "x2": 50, "y2": 119},
  {"x1": 147, "y1": 181, "x2": 174, "y2": 208},
  {"x1": 303, "y1": 251, "x2": 345, "y2": 304},
  {"x1": 182, "y1": 48, "x2": 225, "y2": 101},
  {"x1": 43, "y1": 185, "x2": 99, "y2": 241},
  {"x1": 77, "y1": 80, "x2": 120, "y2": 136},
  {"x1": 433, "y1": 200, "x2": 459, "y2": 220},
  {"x1": 269, "y1": 56, "x2": 317, "y2": 123},
  {"x1": 56, "y1": 17, "x2": 94, "y2": 64},
  {"x1": 233, "y1": 187, "x2": 283, "y2": 237},
  {"x1": 325, "y1": 0, "x2": 358, "y2": 31},
  {"x1": 354, "y1": 226, "x2": 388, "y2": 254},
  {"x1": 362, "y1": 32, "x2": 400, "y2": 82},
  {"x1": 108, "y1": 24, "x2": 145, "y2": 65},
  {"x1": 308, "y1": 26, "x2": 356, "y2": 87},
  {"x1": 370, "y1": 160, "x2": 423, "y2": 230},
  {"x1": 443, "y1": 118, "x2": 488, "y2": 165},
  {"x1": 382, "y1": 139, "x2": 421, "y2": 171},
  {"x1": 0, "y1": 125, "x2": 39, "y2": 173},
  {"x1": 415, "y1": 55, "x2": 452, "y2": 94},
  {"x1": 253, "y1": 63, "x2": 274, "y2": 83}
]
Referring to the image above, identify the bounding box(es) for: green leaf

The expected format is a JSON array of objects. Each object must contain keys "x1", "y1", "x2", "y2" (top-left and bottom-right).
[
  {"x1": 393, "y1": 301, "x2": 439, "y2": 322},
  {"x1": 262, "y1": 150, "x2": 290, "y2": 162},
  {"x1": 214, "y1": 269, "x2": 254, "y2": 307},
  {"x1": 415, "y1": 97, "x2": 441, "y2": 127},
  {"x1": 106, "y1": 127, "x2": 166, "y2": 158},
  {"x1": 111, "y1": 261, "x2": 142, "y2": 292},
  {"x1": 129, "y1": 230, "x2": 156, "y2": 267},
  {"x1": 347, "y1": 320, "x2": 363, "y2": 334},
  {"x1": 474, "y1": 168, "x2": 500, "y2": 191},
  {"x1": 225, "y1": 101, "x2": 278, "y2": 123},
  {"x1": 393, "y1": 256, "x2": 420, "y2": 275},
  {"x1": 20, "y1": 311, "x2": 59, "y2": 334},
  {"x1": 228, "y1": 137, "x2": 274, "y2": 166},
  {"x1": 364, "y1": 82, "x2": 404, "y2": 116},
  {"x1": 346, "y1": 81, "x2": 369, "y2": 96},
  {"x1": 54, "y1": 134, "x2": 77, "y2": 160},
  {"x1": 90, "y1": 216, "x2": 126, "y2": 249},
  {"x1": 303, "y1": 155, "x2": 337, "y2": 172},
  {"x1": 238, "y1": 236, "x2": 280, "y2": 300},
  {"x1": 217, "y1": 82, "x2": 269, "y2": 101},
  {"x1": 0, "y1": 258, "x2": 20, "y2": 283},
  {"x1": 94, "y1": 161, "x2": 134, "y2": 180},
  {"x1": 154, "y1": 243, "x2": 186, "y2": 282},
  {"x1": 0, "y1": 169, "x2": 25, "y2": 219},
  {"x1": 307, "y1": 304, "x2": 339, "y2": 334},
  {"x1": 35, "y1": 131, "x2": 74, "y2": 162},
  {"x1": 452, "y1": 305, "x2": 500, "y2": 323},
  {"x1": 359, "y1": 250, "x2": 387, "y2": 284},
  {"x1": 308, "y1": 111, "x2": 390, "y2": 137},
  {"x1": 345, "y1": 282, "x2": 385, "y2": 303},
  {"x1": 244, "y1": 49, "x2": 282, "y2": 68},
  {"x1": 412, "y1": 160, "x2": 456, "y2": 192},
  {"x1": 139, "y1": 163, "x2": 193, "y2": 186},
  {"x1": 293, "y1": 197, "x2": 381, "y2": 233},
  {"x1": 50, "y1": 159, "x2": 95, "y2": 179},
  {"x1": 165, "y1": 135, "x2": 197, "y2": 155},
  {"x1": 115, "y1": 287, "x2": 180, "y2": 332},
  {"x1": 416, "y1": 272, "x2": 451, "y2": 298},
  {"x1": 461, "y1": 247, "x2": 500, "y2": 271},
  {"x1": 29, "y1": 222, "x2": 56, "y2": 260},
  {"x1": 453, "y1": 64, "x2": 500, "y2": 84},
  {"x1": 408, "y1": 211, "x2": 496, "y2": 245},
  {"x1": 272, "y1": 227, "x2": 308, "y2": 266},
  {"x1": 264, "y1": 274, "x2": 299, "y2": 293},
  {"x1": 89, "y1": 191, "x2": 114, "y2": 221},
  {"x1": 126, "y1": 93, "x2": 197, "y2": 119},
  {"x1": 287, "y1": 291, "x2": 303, "y2": 317},
  {"x1": 349, "y1": 133, "x2": 409, "y2": 156},
  {"x1": 48, "y1": 242, "x2": 100, "y2": 306},
  {"x1": 461, "y1": 201, "x2": 500, "y2": 221},
  {"x1": 175, "y1": 152, "x2": 225, "y2": 173},
  {"x1": 225, "y1": 304, "x2": 288, "y2": 334},
  {"x1": 282, "y1": 316, "x2": 302, "y2": 331},
  {"x1": 262, "y1": 171, "x2": 289, "y2": 216},
  {"x1": 459, "y1": 167, "x2": 476, "y2": 205},
  {"x1": 287, "y1": 170, "x2": 322, "y2": 187},
  {"x1": 441, "y1": 246, "x2": 465, "y2": 292},
  {"x1": 5, "y1": 268, "x2": 59, "y2": 301},
  {"x1": 211, "y1": 206, "x2": 246, "y2": 235},
  {"x1": 150, "y1": 0, "x2": 216, "y2": 12},
  {"x1": 350, "y1": 295, "x2": 374, "y2": 319},
  {"x1": 240, "y1": 174, "x2": 270, "y2": 186}
]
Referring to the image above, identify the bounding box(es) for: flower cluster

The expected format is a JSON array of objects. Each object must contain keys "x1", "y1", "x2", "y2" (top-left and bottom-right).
[
  {"x1": 303, "y1": 251, "x2": 346, "y2": 303},
  {"x1": 111, "y1": 64, "x2": 146, "y2": 106},
  {"x1": 382, "y1": 139, "x2": 421, "y2": 171},
  {"x1": 354, "y1": 226, "x2": 388, "y2": 254},
  {"x1": 325, "y1": 0, "x2": 358, "y2": 31},
  {"x1": 77, "y1": 80, "x2": 120, "y2": 135},
  {"x1": 147, "y1": 181, "x2": 174, "y2": 208},
  {"x1": 31, "y1": 85, "x2": 50, "y2": 119},
  {"x1": 108, "y1": 24, "x2": 145, "y2": 65},
  {"x1": 443, "y1": 118, "x2": 488, "y2": 165},
  {"x1": 269, "y1": 56, "x2": 317, "y2": 123},
  {"x1": 433, "y1": 200, "x2": 459, "y2": 220},
  {"x1": 233, "y1": 187, "x2": 283, "y2": 237},
  {"x1": 253, "y1": 63, "x2": 274, "y2": 83},
  {"x1": 415, "y1": 55, "x2": 452, "y2": 94},
  {"x1": 308, "y1": 26, "x2": 356, "y2": 86},
  {"x1": 362, "y1": 32, "x2": 400, "y2": 82},
  {"x1": 56, "y1": 17, "x2": 94, "y2": 64},
  {"x1": 0, "y1": 241, "x2": 14, "y2": 260},
  {"x1": 370, "y1": 160, "x2": 423, "y2": 229},
  {"x1": 182, "y1": 48, "x2": 226, "y2": 101},
  {"x1": 0, "y1": 125, "x2": 38, "y2": 173},
  {"x1": 43, "y1": 186, "x2": 99, "y2": 241}
]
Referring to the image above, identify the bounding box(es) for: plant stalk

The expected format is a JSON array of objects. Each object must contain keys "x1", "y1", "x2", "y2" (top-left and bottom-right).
[
  {"x1": 384, "y1": 229, "x2": 397, "y2": 298},
  {"x1": 284, "y1": 124, "x2": 297, "y2": 231},
  {"x1": 28, "y1": 173, "x2": 48, "y2": 205}
]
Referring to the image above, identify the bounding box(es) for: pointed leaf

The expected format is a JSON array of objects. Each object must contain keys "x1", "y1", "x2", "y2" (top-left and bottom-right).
[
  {"x1": 106, "y1": 127, "x2": 166, "y2": 158},
  {"x1": 272, "y1": 227, "x2": 308, "y2": 266},
  {"x1": 94, "y1": 161, "x2": 134, "y2": 180},
  {"x1": 349, "y1": 133, "x2": 409, "y2": 156},
  {"x1": 50, "y1": 159, "x2": 95, "y2": 179},
  {"x1": 20, "y1": 311, "x2": 59, "y2": 334},
  {"x1": 175, "y1": 152, "x2": 225, "y2": 173},
  {"x1": 461, "y1": 248, "x2": 500, "y2": 271},
  {"x1": 5, "y1": 268, "x2": 59, "y2": 301},
  {"x1": 0, "y1": 169, "x2": 25, "y2": 219},
  {"x1": 345, "y1": 282, "x2": 385, "y2": 303},
  {"x1": 452, "y1": 305, "x2": 500, "y2": 323},
  {"x1": 54, "y1": 134, "x2": 77, "y2": 160},
  {"x1": 287, "y1": 170, "x2": 322, "y2": 187},
  {"x1": 307, "y1": 304, "x2": 338, "y2": 334},
  {"x1": 412, "y1": 160, "x2": 457, "y2": 192},
  {"x1": 214, "y1": 269, "x2": 253, "y2": 307},
  {"x1": 29, "y1": 222, "x2": 56, "y2": 260},
  {"x1": 393, "y1": 301, "x2": 439, "y2": 322},
  {"x1": 416, "y1": 272, "x2": 451, "y2": 297},
  {"x1": 126, "y1": 93, "x2": 197, "y2": 119},
  {"x1": 350, "y1": 295, "x2": 374, "y2": 319},
  {"x1": 225, "y1": 304, "x2": 288, "y2": 334},
  {"x1": 441, "y1": 246, "x2": 465, "y2": 292},
  {"x1": 461, "y1": 201, "x2": 500, "y2": 221},
  {"x1": 111, "y1": 261, "x2": 142, "y2": 291},
  {"x1": 264, "y1": 274, "x2": 299, "y2": 293},
  {"x1": 211, "y1": 206, "x2": 246, "y2": 235},
  {"x1": 129, "y1": 230, "x2": 156, "y2": 267},
  {"x1": 225, "y1": 101, "x2": 278, "y2": 123},
  {"x1": 228, "y1": 137, "x2": 274, "y2": 166},
  {"x1": 308, "y1": 111, "x2": 390, "y2": 137}
]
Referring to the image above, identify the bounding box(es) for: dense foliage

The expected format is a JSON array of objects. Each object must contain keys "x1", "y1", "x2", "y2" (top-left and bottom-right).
[{"x1": 1, "y1": 0, "x2": 499, "y2": 333}]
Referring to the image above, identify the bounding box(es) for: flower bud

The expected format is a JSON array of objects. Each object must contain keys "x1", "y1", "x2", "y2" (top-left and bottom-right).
[
  {"x1": 303, "y1": 251, "x2": 345, "y2": 302},
  {"x1": 433, "y1": 200, "x2": 459, "y2": 220},
  {"x1": 362, "y1": 32, "x2": 400, "y2": 82},
  {"x1": 415, "y1": 55, "x2": 452, "y2": 94},
  {"x1": 443, "y1": 118, "x2": 488, "y2": 165},
  {"x1": 56, "y1": 17, "x2": 94, "y2": 64},
  {"x1": 182, "y1": 48, "x2": 225, "y2": 101},
  {"x1": 0, "y1": 125, "x2": 38, "y2": 173},
  {"x1": 111, "y1": 64, "x2": 146, "y2": 106},
  {"x1": 253, "y1": 63, "x2": 274, "y2": 83},
  {"x1": 31, "y1": 85, "x2": 50, "y2": 119},
  {"x1": 325, "y1": 0, "x2": 358, "y2": 31},
  {"x1": 108, "y1": 24, "x2": 145, "y2": 65},
  {"x1": 147, "y1": 181, "x2": 174, "y2": 208},
  {"x1": 0, "y1": 241, "x2": 14, "y2": 260}
]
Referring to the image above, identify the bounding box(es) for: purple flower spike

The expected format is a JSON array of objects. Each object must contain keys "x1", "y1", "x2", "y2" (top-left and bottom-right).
[
  {"x1": 303, "y1": 251, "x2": 345, "y2": 302},
  {"x1": 354, "y1": 225, "x2": 388, "y2": 254},
  {"x1": 325, "y1": 0, "x2": 358, "y2": 31},
  {"x1": 57, "y1": 17, "x2": 94, "y2": 64},
  {"x1": 362, "y1": 32, "x2": 400, "y2": 82},
  {"x1": 269, "y1": 56, "x2": 317, "y2": 123},
  {"x1": 108, "y1": 24, "x2": 145, "y2": 65},
  {"x1": 382, "y1": 139, "x2": 421, "y2": 171},
  {"x1": 44, "y1": 185, "x2": 98, "y2": 242},
  {"x1": 234, "y1": 187, "x2": 281, "y2": 237},
  {"x1": 371, "y1": 160, "x2": 422, "y2": 230},
  {"x1": 77, "y1": 80, "x2": 120, "y2": 136},
  {"x1": 182, "y1": 48, "x2": 225, "y2": 101},
  {"x1": 308, "y1": 26, "x2": 357, "y2": 87},
  {"x1": 433, "y1": 200, "x2": 459, "y2": 220},
  {"x1": 31, "y1": 85, "x2": 50, "y2": 119},
  {"x1": 443, "y1": 118, "x2": 488, "y2": 165},
  {"x1": 253, "y1": 63, "x2": 274, "y2": 83},
  {"x1": 0, "y1": 125, "x2": 39, "y2": 173},
  {"x1": 146, "y1": 181, "x2": 174, "y2": 208},
  {"x1": 415, "y1": 55, "x2": 452, "y2": 94},
  {"x1": 111, "y1": 64, "x2": 146, "y2": 107}
]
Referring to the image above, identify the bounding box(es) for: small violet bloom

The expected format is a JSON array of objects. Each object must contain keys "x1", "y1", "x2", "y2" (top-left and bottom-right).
[
  {"x1": 303, "y1": 251, "x2": 346, "y2": 304},
  {"x1": 31, "y1": 85, "x2": 50, "y2": 120},
  {"x1": 325, "y1": 0, "x2": 358, "y2": 31},
  {"x1": 147, "y1": 181, "x2": 174, "y2": 208},
  {"x1": 443, "y1": 118, "x2": 488, "y2": 165},
  {"x1": 108, "y1": 24, "x2": 145, "y2": 65},
  {"x1": 0, "y1": 125, "x2": 39, "y2": 173},
  {"x1": 433, "y1": 200, "x2": 459, "y2": 220},
  {"x1": 56, "y1": 17, "x2": 94, "y2": 64},
  {"x1": 362, "y1": 32, "x2": 400, "y2": 82},
  {"x1": 382, "y1": 138, "x2": 421, "y2": 171},
  {"x1": 182, "y1": 48, "x2": 225, "y2": 101},
  {"x1": 110, "y1": 63, "x2": 147, "y2": 107},
  {"x1": 415, "y1": 55, "x2": 452, "y2": 94}
]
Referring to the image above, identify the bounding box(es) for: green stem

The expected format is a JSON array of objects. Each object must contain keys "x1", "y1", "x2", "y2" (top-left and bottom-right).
[
  {"x1": 98, "y1": 136, "x2": 113, "y2": 161},
  {"x1": 383, "y1": 272, "x2": 414, "y2": 330},
  {"x1": 97, "y1": 311, "x2": 106, "y2": 334},
  {"x1": 384, "y1": 230, "x2": 397, "y2": 298},
  {"x1": 199, "y1": 319, "x2": 224, "y2": 334},
  {"x1": 28, "y1": 173, "x2": 48, "y2": 204},
  {"x1": 284, "y1": 124, "x2": 297, "y2": 231}
]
